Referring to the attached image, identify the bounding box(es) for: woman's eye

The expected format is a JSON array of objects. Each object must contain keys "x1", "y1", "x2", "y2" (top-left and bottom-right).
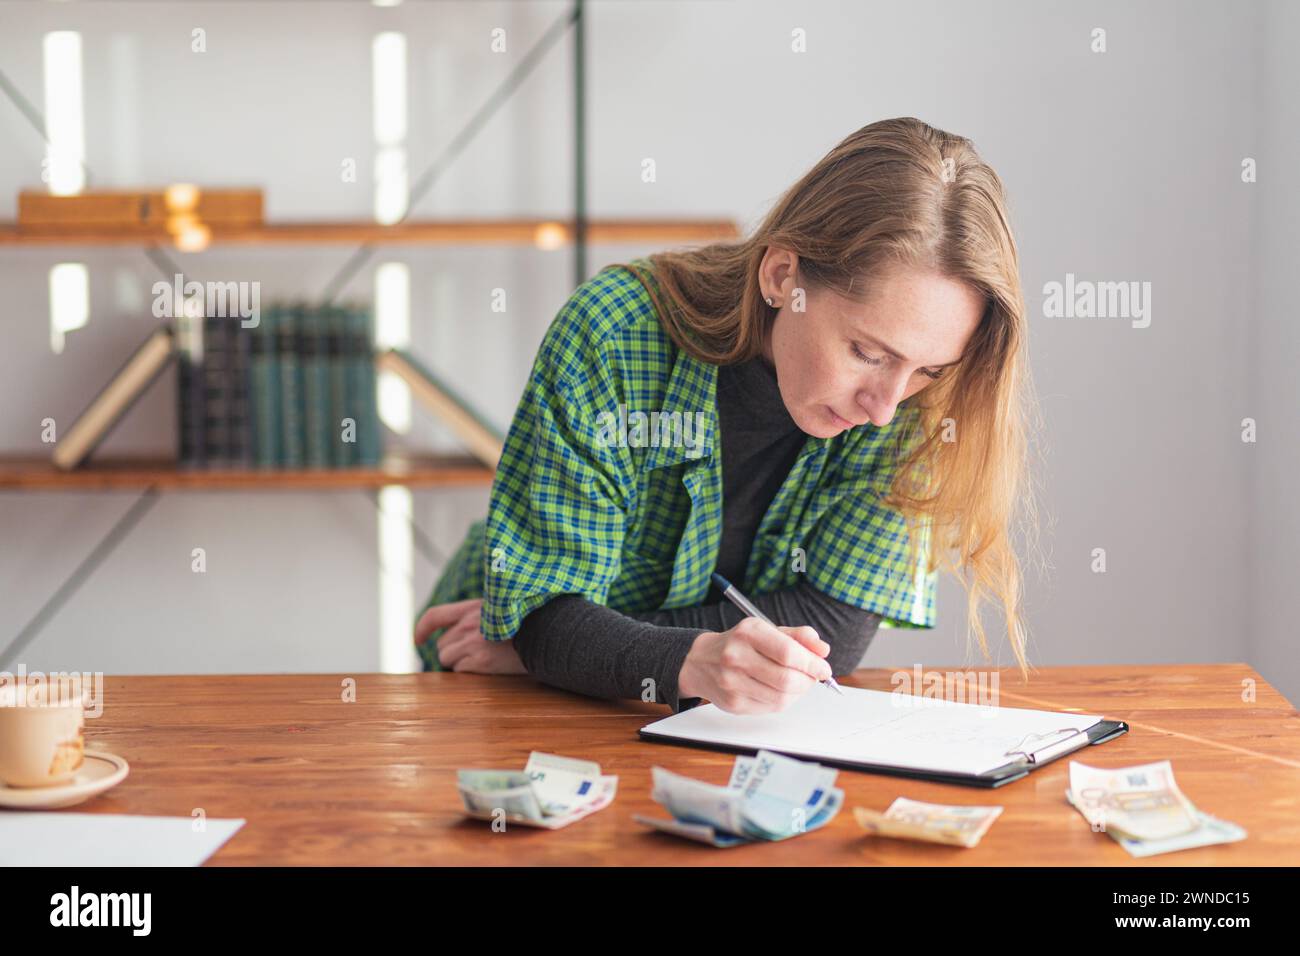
[
  {"x1": 852, "y1": 342, "x2": 945, "y2": 381},
  {"x1": 850, "y1": 343, "x2": 883, "y2": 365}
]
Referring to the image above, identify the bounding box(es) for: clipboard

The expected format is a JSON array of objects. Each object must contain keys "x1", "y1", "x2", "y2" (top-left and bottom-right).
[{"x1": 638, "y1": 686, "x2": 1129, "y2": 788}]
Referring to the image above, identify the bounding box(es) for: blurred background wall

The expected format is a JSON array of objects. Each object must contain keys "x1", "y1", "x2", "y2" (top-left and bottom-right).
[{"x1": 0, "y1": 0, "x2": 1294, "y2": 702}]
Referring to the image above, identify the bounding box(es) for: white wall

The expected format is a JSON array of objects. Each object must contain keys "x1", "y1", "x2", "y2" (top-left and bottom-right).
[
  {"x1": 0, "y1": 1, "x2": 1294, "y2": 702},
  {"x1": 1248, "y1": 0, "x2": 1300, "y2": 702}
]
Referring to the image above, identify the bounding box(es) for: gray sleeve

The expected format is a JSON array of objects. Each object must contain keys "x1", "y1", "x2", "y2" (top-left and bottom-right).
[
  {"x1": 511, "y1": 581, "x2": 882, "y2": 715},
  {"x1": 625, "y1": 579, "x2": 882, "y2": 678},
  {"x1": 511, "y1": 595, "x2": 706, "y2": 713}
]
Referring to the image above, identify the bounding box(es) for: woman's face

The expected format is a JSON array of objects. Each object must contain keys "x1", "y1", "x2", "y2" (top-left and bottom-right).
[{"x1": 759, "y1": 250, "x2": 984, "y2": 438}]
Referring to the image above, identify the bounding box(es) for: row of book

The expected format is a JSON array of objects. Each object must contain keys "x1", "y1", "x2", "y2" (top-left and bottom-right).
[
  {"x1": 50, "y1": 308, "x2": 506, "y2": 473},
  {"x1": 177, "y1": 304, "x2": 381, "y2": 469}
]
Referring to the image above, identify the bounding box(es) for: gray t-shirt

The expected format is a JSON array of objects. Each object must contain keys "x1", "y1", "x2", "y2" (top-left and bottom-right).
[{"x1": 512, "y1": 356, "x2": 884, "y2": 711}]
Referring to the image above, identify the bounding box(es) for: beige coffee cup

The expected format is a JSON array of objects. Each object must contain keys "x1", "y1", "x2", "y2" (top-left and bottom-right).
[{"x1": 0, "y1": 679, "x2": 86, "y2": 788}]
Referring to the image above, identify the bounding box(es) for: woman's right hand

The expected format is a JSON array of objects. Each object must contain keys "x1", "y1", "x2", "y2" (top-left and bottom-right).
[{"x1": 677, "y1": 617, "x2": 832, "y2": 714}]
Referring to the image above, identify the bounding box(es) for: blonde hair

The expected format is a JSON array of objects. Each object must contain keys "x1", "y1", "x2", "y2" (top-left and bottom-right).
[{"x1": 616, "y1": 116, "x2": 1044, "y2": 680}]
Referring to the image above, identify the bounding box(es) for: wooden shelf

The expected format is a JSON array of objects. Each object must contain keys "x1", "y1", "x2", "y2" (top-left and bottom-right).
[
  {"x1": 0, "y1": 455, "x2": 495, "y2": 491},
  {"x1": 0, "y1": 218, "x2": 739, "y2": 248}
]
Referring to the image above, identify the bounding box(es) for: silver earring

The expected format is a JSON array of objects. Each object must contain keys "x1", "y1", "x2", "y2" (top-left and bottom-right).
[{"x1": 765, "y1": 296, "x2": 774, "y2": 307}]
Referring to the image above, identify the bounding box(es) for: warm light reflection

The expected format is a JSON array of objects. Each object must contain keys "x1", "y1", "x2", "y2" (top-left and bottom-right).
[
  {"x1": 164, "y1": 183, "x2": 200, "y2": 212},
  {"x1": 534, "y1": 222, "x2": 567, "y2": 250}
]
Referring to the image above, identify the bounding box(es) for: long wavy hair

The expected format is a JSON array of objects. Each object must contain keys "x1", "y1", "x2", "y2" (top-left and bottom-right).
[{"x1": 615, "y1": 116, "x2": 1045, "y2": 680}]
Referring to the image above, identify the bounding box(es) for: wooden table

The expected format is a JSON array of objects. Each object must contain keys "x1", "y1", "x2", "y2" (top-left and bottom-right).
[{"x1": 68, "y1": 664, "x2": 1300, "y2": 865}]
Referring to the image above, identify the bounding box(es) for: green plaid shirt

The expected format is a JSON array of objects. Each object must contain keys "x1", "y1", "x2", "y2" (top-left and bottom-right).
[{"x1": 418, "y1": 259, "x2": 936, "y2": 671}]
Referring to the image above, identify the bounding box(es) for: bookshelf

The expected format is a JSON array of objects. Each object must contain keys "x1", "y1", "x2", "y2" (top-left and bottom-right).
[
  {"x1": 0, "y1": 0, "x2": 730, "y2": 666},
  {"x1": 0, "y1": 455, "x2": 494, "y2": 491},
  {"x1": 0, "y1": 218, "x2": 738, "y2": 248}
]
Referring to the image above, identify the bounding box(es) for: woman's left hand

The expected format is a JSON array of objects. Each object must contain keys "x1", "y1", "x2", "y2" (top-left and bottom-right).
[{"x1": 414, "y1": 598, "x2": 528, "y2": 674}]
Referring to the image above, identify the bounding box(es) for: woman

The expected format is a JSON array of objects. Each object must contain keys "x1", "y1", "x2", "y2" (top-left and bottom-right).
[{"x1": 415, "y1": 116, "x2": 1039, "y2": 715}]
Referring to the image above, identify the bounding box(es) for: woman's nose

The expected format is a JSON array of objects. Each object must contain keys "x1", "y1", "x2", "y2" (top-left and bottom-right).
[{"x1": 855, "y1": 374, "x2": 910, "y2": 427}]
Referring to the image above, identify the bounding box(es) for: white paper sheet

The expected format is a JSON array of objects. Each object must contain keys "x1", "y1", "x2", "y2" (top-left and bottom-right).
[
  {"x1": 0, "y1": 813, "x2": 245, "y2": 866},
  {"x1": 641, "y1": 684, "x2": 1104, "y2": 777}
]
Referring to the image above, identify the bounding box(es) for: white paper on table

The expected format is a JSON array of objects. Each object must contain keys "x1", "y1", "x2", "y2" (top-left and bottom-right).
[
  {"x1": 641, "y1": 684, "x2": 1104, "y2": 777},
  {"x1": 0, "y1": 813, "x2": 245, "y2": 866}
]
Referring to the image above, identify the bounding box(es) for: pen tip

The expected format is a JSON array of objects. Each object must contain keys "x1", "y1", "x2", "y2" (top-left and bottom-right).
[{"x1": 711, "y1": 572, "x2": 730, "y2": 590}]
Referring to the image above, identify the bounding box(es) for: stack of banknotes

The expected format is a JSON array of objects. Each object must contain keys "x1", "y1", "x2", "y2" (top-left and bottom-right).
[
  {"x1": 458, "y1": 751, "x2": 618, "y2": 829},
  {"x1": 634, "y1": 749, "x2": 844, "y2": 847},
  {"x1": 1066, "y1": 759, "x2": 1246, "y2": 857},
  {"x1": 853, "y1": 797, "x2": 1004, "y2": 848}
]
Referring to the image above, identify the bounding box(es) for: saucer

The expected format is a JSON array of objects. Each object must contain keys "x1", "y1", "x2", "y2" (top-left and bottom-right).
[{"x1": 0, "y1": 751, "x2": 129, "y2": 810}]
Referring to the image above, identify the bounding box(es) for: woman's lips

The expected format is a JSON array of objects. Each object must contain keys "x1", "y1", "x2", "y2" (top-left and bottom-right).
[{"x1": 826, "y1": 406, "x2": 857, "y2": 428}]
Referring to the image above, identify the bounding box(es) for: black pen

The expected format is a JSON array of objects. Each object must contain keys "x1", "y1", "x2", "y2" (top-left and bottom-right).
[{"x1": 711, "y1": 573, "x2": 845, "y2": 695}]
